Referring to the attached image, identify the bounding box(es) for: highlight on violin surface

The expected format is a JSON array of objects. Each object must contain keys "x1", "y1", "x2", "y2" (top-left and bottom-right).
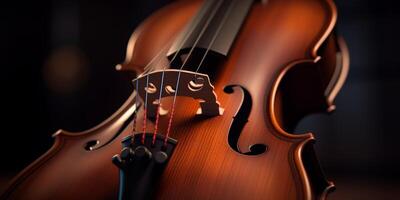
[{"x1": 0, "y1": 0, "x2": 349, "y2": 199}]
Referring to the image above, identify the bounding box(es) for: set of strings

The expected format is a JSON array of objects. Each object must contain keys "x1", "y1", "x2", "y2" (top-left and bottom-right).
[{"x1": 131, "y1": 0, "x2": 235, "y2": 146}]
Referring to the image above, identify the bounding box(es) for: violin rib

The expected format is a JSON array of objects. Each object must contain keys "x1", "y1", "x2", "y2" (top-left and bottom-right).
[{"x1": 1, "y1": 0, "x2": 348, "y2": 199}]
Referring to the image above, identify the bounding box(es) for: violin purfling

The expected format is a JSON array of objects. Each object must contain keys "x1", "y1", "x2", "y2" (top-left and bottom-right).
[{"x1": 1, "y1": 0, "x2": 349, "y2": 199}]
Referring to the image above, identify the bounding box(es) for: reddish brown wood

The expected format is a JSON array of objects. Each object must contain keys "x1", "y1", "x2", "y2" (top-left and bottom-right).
[{"x1": 1, "y1": 0, "x2": 349, "y2": 199}]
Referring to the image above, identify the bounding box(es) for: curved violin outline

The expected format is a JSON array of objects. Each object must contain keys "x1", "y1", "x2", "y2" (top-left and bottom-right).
[{"x1": 0, "y1": 0, "x2": 350, "y2": 199}]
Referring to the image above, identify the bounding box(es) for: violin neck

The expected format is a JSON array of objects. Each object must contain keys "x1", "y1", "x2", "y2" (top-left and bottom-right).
[{"x1": 167, "y1": 0, "x2": 254, "y2": 68}]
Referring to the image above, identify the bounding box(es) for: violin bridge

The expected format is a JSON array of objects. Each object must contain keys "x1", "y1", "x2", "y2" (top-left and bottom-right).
[{"x1": 132, "y1": 69, "x2": 224, "y2": 117}]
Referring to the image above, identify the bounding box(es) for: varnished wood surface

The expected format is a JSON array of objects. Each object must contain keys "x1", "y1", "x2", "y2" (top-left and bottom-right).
[{"x1": 1, "y1": 0, "x2": 348, "y2": 199}]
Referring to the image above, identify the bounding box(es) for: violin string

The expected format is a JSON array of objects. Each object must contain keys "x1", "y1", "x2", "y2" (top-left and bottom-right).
[
  {"x1": 164, "y1": 0, "x2": 224, "y2": 145},
  {"x1": 195, "y1": 0, "x2": 235, "y2": 73},
  {"x1": 130, "y1": 22, "x2": 195, "y2": 144},
  {"x1": 141, "y1": 74, "x2": 149, "y2": 144},
  {"x1": 132, "y1": 79, "x2": 139, "y2": 138},
  {"x1": 150, "y1": 0, "x2": 220, "y2": 145},
  {"x1": 141, "y1": 45, "x2": 175, "y2": 144},
  {"x1": 132, "y1": 46, "x2": 167, "y2": 140},
  {"x1": 127, "y1": 43, "x2": 172, "y2": 144}
]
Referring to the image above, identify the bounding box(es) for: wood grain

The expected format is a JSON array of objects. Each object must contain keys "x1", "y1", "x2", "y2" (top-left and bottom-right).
[{"x1": 1, "y1": 0, "x2": 348, "y2": 199}]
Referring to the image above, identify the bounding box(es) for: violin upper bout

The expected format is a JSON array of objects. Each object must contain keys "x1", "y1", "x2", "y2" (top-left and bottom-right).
[
  {"x1": 271, "y1": 34, "x2": 349, "y2": 133},
  {"x1": 115, "y1": 0, "x2": 203, "y2": 73}
]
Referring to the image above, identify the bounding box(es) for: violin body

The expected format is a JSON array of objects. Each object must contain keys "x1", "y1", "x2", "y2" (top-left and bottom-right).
[{"x1": 1, "y1": 0, "x2": 349, "y2": 199}]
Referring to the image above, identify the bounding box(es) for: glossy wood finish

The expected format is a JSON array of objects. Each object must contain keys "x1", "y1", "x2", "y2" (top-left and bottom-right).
[{"x1": 1, "y1": 0, "x2": 348, "y2": 199}]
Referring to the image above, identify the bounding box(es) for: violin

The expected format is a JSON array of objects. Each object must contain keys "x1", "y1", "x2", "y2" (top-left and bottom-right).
[{"x1": 1, "y1": 0, "x2": 349, "y2": 199}]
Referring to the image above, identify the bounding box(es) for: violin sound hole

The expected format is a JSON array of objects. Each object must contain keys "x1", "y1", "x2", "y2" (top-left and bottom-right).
[
  {"x1": 224, "y1": 85, "x2": 267, "y2": 155},
  {"x1": 84, "y1": 140, "x2": 99, "y2": 151}
]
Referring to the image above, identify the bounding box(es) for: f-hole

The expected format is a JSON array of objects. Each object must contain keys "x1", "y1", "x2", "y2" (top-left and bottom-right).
[{"x1": 224, "y1": 85, "x2": 267, "y2": 155}]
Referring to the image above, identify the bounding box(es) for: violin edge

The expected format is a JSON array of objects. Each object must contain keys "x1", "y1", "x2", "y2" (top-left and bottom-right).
[
  {"x1": 0, "y1": 0, "x2": 349, "y2": 199},
  {"x1": 0, "y1": 136, "x2": 65, "y2": 199},
  {"x1": 267, "y1": 1, "x2": 349, "y2": 199},
  {"x1": 0, "y1": 91, "x2": 139, "y2": 199}
]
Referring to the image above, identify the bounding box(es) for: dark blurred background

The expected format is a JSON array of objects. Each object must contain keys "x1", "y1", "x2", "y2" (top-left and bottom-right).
[{"x1": 0, "y1": 0, "x2": 399, "y2": 199}]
